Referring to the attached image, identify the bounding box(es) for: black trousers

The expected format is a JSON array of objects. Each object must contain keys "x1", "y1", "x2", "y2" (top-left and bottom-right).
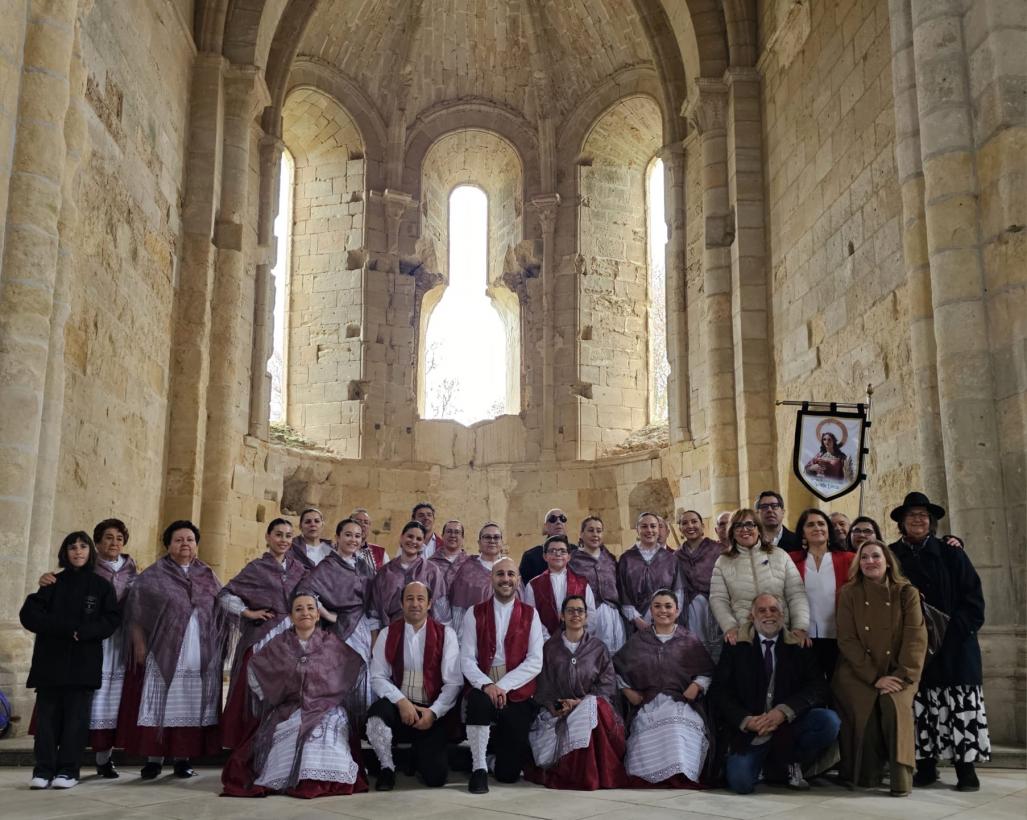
[
  {"x1": 811, "y1": 637, "x2": 839, "y2": 682},
  {"x1": 33, "y1": 687, "x2": 93, "y2": 780},
  {"x1": 367, "y1": 697, "x2": 449, "y2": 787},
  {"x1": 465, "y1": 688, "x2": 538, "y2": 783}
]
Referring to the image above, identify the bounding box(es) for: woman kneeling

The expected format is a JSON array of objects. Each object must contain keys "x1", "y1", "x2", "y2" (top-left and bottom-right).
[
  {"x1": 614, "y1": 589, "x2": 715, "y2": 787},
  {"x1": 222, "y1": 592, "x2": 368, "y2": 798},
  {"x1": 526, "y1": 595, "x2": 627, "y2": 789}
]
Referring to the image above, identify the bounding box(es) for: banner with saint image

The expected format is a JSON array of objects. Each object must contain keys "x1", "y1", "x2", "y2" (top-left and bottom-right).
[{"x1": 792, "y1": 406, "x2": 867, "y2": 502}]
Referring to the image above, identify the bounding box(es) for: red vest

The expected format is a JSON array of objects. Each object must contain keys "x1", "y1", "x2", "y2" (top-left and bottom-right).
[
  {"x1": 789, "y1": 549, "x2": 852, "y2": 605},
  {"x1": 366, "y1": 543, "x2": 387, "y2": 570},
  {"x1": 384, "y1": 616, "x2": 445, "y2": 705},
  {"x1": 528, "y1": 569, "x2": 587, "y2": 633},
  {"x1": 473, "y1": 598, "x2": 536, "y2": 701}
]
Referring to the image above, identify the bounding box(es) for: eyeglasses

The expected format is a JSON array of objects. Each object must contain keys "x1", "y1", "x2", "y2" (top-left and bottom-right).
[
  {"x1": 850, "y1": 527, "x2": 876, "y2": 535},
  {"x1": 757, "y1": 503, "x2": 783, "y2": 511},
  {"x1": 546, "y1": 548, "x2": 568, "y2": 555},
  {"x1": 480, "y1": 534, "x2": 502, "y2": 541},
  {"x1": 734, "y1": 522, "x2": 759, "y2": 530},
  {"x1": 563, "y1": 607, "x2": 587, "y2": 616},
  {"x1": 547, "y1": 514, "x2": 568, "y2": 524}
]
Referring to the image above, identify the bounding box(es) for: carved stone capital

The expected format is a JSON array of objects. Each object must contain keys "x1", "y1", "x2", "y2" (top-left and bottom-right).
[
  {"x1": 370, "y1": 189, "x2": 418, "y2": 256},
  {"x1": 685, "y1": 79, "x2": 729, "y2": 137},
  {"x1": 529, "y1": 193, "x2": 561, "y2": 237}
]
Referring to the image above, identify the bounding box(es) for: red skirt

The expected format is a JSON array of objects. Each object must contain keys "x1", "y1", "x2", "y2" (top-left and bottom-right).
[
  {"x1": 525, "y1": 698, "x2": 628, "y2": 790},
  {"x1": 115, "y1": 662, "x2": 222, "y2": 757},
  {"x1": 220, "y1": 647, "x2": 257, "y2": 749}
]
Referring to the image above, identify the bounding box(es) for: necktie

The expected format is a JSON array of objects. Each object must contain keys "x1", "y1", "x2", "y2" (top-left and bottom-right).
[{"x1": 762, "y1": 638, "x2": 775, "y2": 681}]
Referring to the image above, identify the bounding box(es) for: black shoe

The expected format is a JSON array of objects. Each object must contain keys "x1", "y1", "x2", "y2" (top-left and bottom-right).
[
  {"x1": 468, "y1": 768, "x2": 489, "y2": 794},
  {"x1": 376, "y1": 767, "x2": 396, "y2": 791},
  {"x1": 96, "y1": 760, "x2": 119, "y2": 779},
  {"x1": 913, "y1": 759, "x2": 938, "y2": 787},
  {"x1": 173, "y1": 760, "x2": 196, "y2": 778},
  {"x1": 139, "y1": 762, "x2": 162, "y2": 780},
  {"x1": 954, "y1": 762, "x2": 980, "y2": 792}
]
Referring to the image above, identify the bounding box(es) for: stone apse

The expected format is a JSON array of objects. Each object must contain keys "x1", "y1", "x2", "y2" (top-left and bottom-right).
[{"x1": 0, "y1": 1, "x2": 1023, "y2": 743}]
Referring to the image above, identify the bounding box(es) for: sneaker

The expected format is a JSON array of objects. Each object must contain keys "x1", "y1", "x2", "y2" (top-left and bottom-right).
[
  {"x1": 96, "y1": 760, "x2": 119, "y2": 779},
  {"x1": 139, "y1": 762, "x2": 163, "y2": 780},
  {"x1": 468, "y1": 768, "x2": 489, "y2": 794},
  {"x1": 173, "y1": 760, "x2": 196, "y2": 778},
  {"x1": 376, "y1": 767, "x2": 396, "y2": 792},
  {"x1": 51, "y1": 776, "x2": 78, "y2": 789},
  {"x1": 787, "y1": 762, "x2": 810, "y2": 791},
  {"x1": 29, "y1": 776, "x2": 51, "y2": 789}
]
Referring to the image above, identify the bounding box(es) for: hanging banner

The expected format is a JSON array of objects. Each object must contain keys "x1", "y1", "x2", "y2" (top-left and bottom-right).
[{"x1": 792, "y1": 406, "x2": 867, "y2": 502}]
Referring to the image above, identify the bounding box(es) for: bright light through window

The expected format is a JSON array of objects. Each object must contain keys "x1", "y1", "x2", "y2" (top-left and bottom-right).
[
  {"x1": 647, "y1": 158, "x2": 669, "y2": 423},
  {"x1": 269, "y1": 150, "x2": 293, "y2": 423},
  {"x1": 423, "y1": 185, "x2": 507, "y2": 424}
]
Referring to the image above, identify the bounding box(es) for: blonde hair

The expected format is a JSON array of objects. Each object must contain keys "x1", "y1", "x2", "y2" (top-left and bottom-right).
[{"x1": 846, "y1": 539, "x2": 909, "y2": 585}]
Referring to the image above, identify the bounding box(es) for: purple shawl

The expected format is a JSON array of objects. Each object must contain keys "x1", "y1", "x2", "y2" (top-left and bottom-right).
[
  {"x1": 248, "y1": 628, "x2": 365, "y2": 789},
  {"x1": 535, "y1": 630, "x2": 617, "y2": 705},
  {"x1": 568, "y1": 545, "x2": 620, "y2": 606},
  {"x1": 676, "y1": 538, "x2": 722, "y2": 607},
  {"x1": 94, "y1": 553, "x2": 138, "y2": 602},
  {"x1": 221, "y1": 552, "x2": 307, "y2": 658},
  {"x1": 448, "y1": 557, "x2": 494, "y2": 609},
  {"x1": 303, "y1": 551, "x2": 373, "y2": 640},
  {"x1": 369, "y1": 556, "x2": 448, "y2": 625},
  {"x1": 287, "y1": 536, "x2": 336, "y2": 570},
  {"x1": 428, "y1": 549, "x2": 470, "y2": 586},
  {"x1": 616, "y1": 545, "x2": 678, "y2": 616},
  {"x1": 613, "y1": 625, "x2": 714, "y2": 705}
]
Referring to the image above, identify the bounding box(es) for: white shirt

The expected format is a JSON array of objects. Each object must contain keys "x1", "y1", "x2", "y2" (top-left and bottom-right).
[
  {"x1": 803, "y1": 553, "x2": 837, "y2": 638},
  {"x1": 101, "y1": 555, "x2": 126, "y2": 573},
  {"x1": 304, "y1": 541, "x2": 331, "y2": 566},
  {"x1": 369, "y1": 621, "x2": 462, "y2": 718},
  {"x1": 522, "y1": 570, "x2": 597, "y2": 635},
  {"x1": 460, "y1": 598, "x2": 544, "y2": 693}
]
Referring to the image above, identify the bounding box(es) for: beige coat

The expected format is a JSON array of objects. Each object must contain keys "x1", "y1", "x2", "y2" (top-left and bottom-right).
[
  {"x1": 709, "y1": 544, "x2": 810, "y2": 632},
  {"x1": 832, "y1": 577, "x2": 927, "y2": 778}
]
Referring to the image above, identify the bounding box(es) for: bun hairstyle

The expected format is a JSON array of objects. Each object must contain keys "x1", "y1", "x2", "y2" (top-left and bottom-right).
[
  {"x1": 93, "y1": 518, "x2": 129, "y2": 545},
  {"x1": 266, "y1": 517, "x2": 292, "y2": 535},
  {"x1": 402, "y1": 520, "x2": 428, "y2": 537},
  {"x1": 162, "y1": 519, "x2": 200, "y2": 548}
]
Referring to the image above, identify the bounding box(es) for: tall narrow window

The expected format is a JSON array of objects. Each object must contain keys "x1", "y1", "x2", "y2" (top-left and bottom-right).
[
  {"x1": 269, "y1": 150, "x2": 294, "y2": 423},
  {"x1": 647, "y1": 157, "x2": 669, "y2": 423},
  {"x1": 423, "y1": 185, "x2": 507, "y2": 424}
]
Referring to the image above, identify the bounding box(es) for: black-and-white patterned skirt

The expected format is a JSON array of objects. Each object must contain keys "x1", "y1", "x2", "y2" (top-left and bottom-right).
[{"x1": 913, "y1": 685, "x2": 991, "y2": 763}]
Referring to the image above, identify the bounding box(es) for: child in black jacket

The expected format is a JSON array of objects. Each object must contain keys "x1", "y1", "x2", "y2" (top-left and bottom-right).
[{"x1": 20, "y1": 531, "x2": 120, "y2": 789}]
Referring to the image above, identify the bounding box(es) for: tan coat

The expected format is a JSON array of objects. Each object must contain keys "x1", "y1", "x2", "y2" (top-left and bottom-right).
[{"x1": 832, "y1": 577, "x2": 927, "y2": 779}]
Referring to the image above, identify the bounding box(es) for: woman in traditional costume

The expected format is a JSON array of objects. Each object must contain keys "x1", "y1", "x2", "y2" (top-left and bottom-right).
[
  {"x1": 117, "y1": 520, "x2": 229, "y2": 779},
  {"x1": 674, "y1": 510, "x2": 724, "y2": 661},
  {"x1": 221, "y1": 591, "x2": 368, "y2": 798},
  {"x1": 218, "y1": 518, "x2": 307, "y2": 748},
  {"x1": 568, "y1": 516, "x2": 626, "y2": 653},
  {"x1": 289, "y1": 507, "x2": 335, "y2": 569},
  {"x1": 369, "y1": 521, "x2": 450, "y2": 626},
  {"x1": 526, "y1": 595, "x2": 626, "y2": 790},
  {"x1": 614, "y1": 589, "x2": 715, "y2": 788},
  {"x1": 617, "y1": 512, "x2": 681, "y2": 633}
]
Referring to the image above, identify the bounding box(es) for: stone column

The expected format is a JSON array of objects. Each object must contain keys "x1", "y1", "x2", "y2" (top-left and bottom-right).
[
  {"x1": 530, "y1": 193, "x2": 560, "y2": 459},
  {"x1": 888, "y1": 0, "x2": 948, "y2": 505},
  {"x1": 725, "y1": 67, "x2": 774, "y2": 503},
  {"x1": 199, "y1": 64, "x2": 267, "y2": 574},
  {"x1": 687, "y1": 80, "x2": 740, "y2": 513},
  {"x1": 661, "y1": 142, "x2": 690, "y2": 443}
]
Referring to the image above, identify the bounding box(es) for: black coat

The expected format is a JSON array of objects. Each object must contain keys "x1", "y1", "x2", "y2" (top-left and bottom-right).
[
  {"x1": 890, "y1": 535, "x2": 984, "y2": 687},
  {"x1": 518, "y1": 544, "x2": 547, "y2": 585},
  {"x1": 20, "y1": 567, "x2": 121, "y2": 689},
  {"x1": 775, "y1": 527, "x2": 802, "y2": 552},
  {"x1": 711, "y1": 630, "x2": 830, "y2": 752}
]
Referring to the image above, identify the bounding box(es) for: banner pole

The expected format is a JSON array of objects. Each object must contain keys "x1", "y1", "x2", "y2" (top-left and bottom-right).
[{"x1": 859, "y1": 383, "x2": 874, "y2": 516}]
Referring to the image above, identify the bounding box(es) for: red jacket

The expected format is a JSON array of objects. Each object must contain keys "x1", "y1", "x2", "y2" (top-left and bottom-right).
[{"x1": 788, "y1": 549, "x2": 853, "y2": 605}]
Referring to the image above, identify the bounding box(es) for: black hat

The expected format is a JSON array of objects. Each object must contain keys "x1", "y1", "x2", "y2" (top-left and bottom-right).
[{"x1": 889, "y1": 491, "x2": 945, "y2": 522}]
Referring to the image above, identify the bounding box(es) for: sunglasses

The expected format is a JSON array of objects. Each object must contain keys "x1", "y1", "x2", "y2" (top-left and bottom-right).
[{"x1": 547, "y1": 514, "x2": 568, "y2": 524}]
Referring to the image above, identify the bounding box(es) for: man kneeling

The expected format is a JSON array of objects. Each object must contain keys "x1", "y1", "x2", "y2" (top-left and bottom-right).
[
  {"x1": 461, "y1": 558, "x2": 544, "y2": 793},
  {"x1": 367, "y1": 581, "x2": 462, "y2": 789},
  {"x1": 712, "y1": 593, "x2": 840, "y2": 793}
]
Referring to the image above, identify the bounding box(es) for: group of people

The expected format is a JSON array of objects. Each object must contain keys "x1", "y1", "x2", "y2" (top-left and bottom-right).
[{"x1": 20, "y1": 490, "x2": 990, "y2": 799}]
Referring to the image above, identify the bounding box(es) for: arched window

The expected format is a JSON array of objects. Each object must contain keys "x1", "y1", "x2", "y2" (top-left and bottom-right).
[
  {"x1": 647, "y1": 157, "x2": 669, "y2": 423},
  {"x1": 423, "y1": 185, "x2": 508, "y2": 423},
  {"x1": 269, "y1": 149, "x2": 294, "y2": 423}
]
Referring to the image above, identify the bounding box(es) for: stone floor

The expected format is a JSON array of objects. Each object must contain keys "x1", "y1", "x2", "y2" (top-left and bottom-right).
[{"x1": 0, "y1": 766, "x2": 1024, "y2": 820}]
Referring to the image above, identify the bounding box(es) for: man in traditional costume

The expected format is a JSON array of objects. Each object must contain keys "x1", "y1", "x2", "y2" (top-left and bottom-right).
[
  {"x1": 367, "y1": 581, "x2": 462, "y2": 789},
  {"x1": 460, "y1": 558, "x2": 544, "y2": 793},
  {"x1": 617, "y1": 512, "x2": 681, "y2": 632},
  {"x1": 221, "y1": 592, "x2": 368, "y2": 798},
  {"x1": 712, "y1": 593, "x2": 840, "y2": 793},
  {"x1": 523, "y1": 534, "x2": 595, "y2": 635},
  {"x1": 118, "y1": 521, "x2": 229, "y2": 779},
  {"x1": 407, "y1": 501, "x2": 441, "y2": 559},
  {"x1": 351, "y1": 507, "x2": 389, "y2": 571},
  {"x1": 448, "y1": 522, "x2": 505, "y2": 638}
]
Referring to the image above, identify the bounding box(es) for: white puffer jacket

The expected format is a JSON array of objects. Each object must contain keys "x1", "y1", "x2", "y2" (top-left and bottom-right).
[{"x1": 709, "y1": 543, "x2": 810, "y2": 632}]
